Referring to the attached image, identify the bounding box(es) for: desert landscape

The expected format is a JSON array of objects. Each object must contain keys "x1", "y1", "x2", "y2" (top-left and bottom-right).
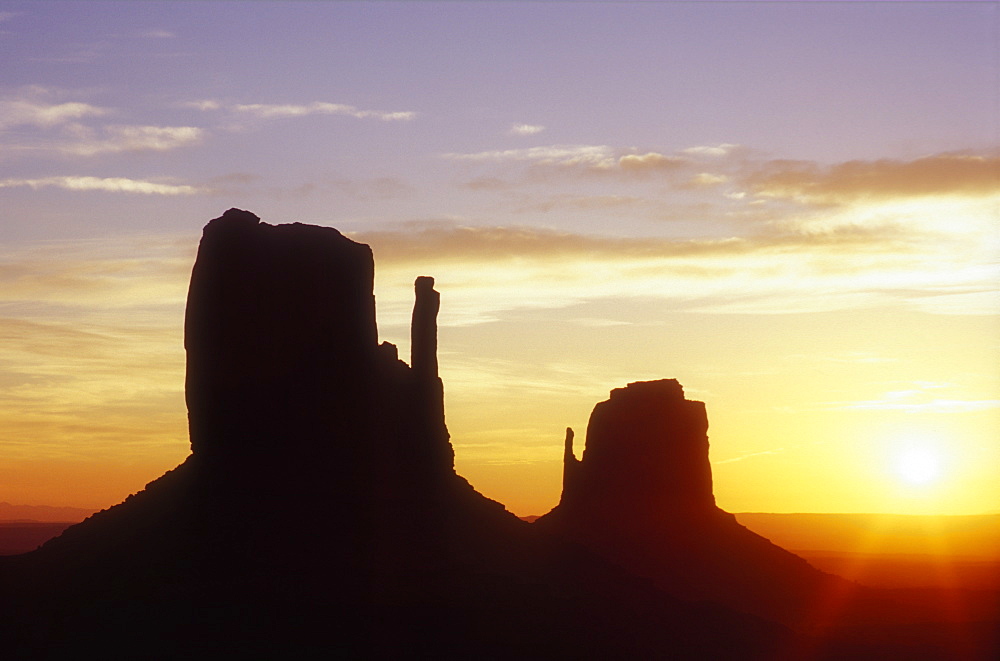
[{"x1": 2, "y1": 3, "x2": 996, "y2": 658}]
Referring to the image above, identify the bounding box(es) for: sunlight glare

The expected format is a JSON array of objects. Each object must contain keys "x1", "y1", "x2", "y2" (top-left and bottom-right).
[{"x1": 893, "y1": 446, "x2": 942, "y2": 485}]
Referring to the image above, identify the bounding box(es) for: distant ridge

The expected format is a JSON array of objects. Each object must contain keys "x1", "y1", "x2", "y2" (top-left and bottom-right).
[{"x1": 0, "y1": 502, "x2": 96, "y2": 522}]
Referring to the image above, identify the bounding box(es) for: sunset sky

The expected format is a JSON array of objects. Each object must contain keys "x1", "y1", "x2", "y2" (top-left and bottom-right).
[{"x1": 1, "y1": 1, "x2": 997, "y2": 517}]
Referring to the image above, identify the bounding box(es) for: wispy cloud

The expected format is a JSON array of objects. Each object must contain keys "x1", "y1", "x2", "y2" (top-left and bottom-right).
[
  {"x1": 0, "y1": 234, "x2": 193, "y2": 465},
  {"x1": 0, "y1": 317, "x2": 188, "y2": 463},
  {"x1": 61, "y1": 124, "x2": 205, "y2": 155},
  {"x1": 0, "y1": 234, "x2": 194, "y2": 309},
  {"x1": 188, "y1": 100, "x2": 416, "y2": 122},
  {"x1": 354, "y1": 213, "x2": 998, "y2": 325},
  {"x1": 0, "y1": 98, "x2": 107, "y2": 129},
  {"x1": 745, "y1": 153, "x2": 1000, "y2": 203},
  {"x1": 0, "y1": 176, "x2": 202, "y2": 195},
  {"x1": 682, "y1": 143, "x2": 740, "y2": 157},
  {"x1": 357, "y1": 218, "x2": 912, "y2": 265},
  {"x1": 618, "y1": 152, "x2": 686, "y2": 172},
  {"x1": 443, "y1": 144, "x2": 619, "y2": 168},
  {"x1": 839, "y1": 398, "x2": 1000, "y2": 413},
  {"x1": 180, "y1": 99, "x2": 222, "y2": 111},
  {"x1": 444, "y1": 145, "x2": 690, "y2": 174},
  {"x1": 687, "y1": 172, "x2": 729, "y2": 187},
  {"x1": 822, "y1": 380, "x2": 1000, "y2": 413},
  {"x1": 234, "y1": 102, "x2": 414, "y2": 121},
  {"x1": 430, "y1": 143, "x2": 1000, "y2": 317},
  {"x1": 714, "y1": 448, "x2": 784, "y2": 465},
  {"x1": 448, "y1": 143, "x2": 997, "y2": 209},
  {"x1": 0, "y1": 89, "x2": 204, "y2": 156},
  {"x1": 510, "y1": 123, "x2": 545, "y2": 136},
  {"x1": 445, "y1": 145, "x2": 691, "y2": 176}
]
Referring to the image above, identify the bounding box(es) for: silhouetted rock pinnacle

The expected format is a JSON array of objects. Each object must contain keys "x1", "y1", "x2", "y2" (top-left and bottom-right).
[
  {"x1": 560, "y1": 379, "x2": 716, "y2": 523},
  {"x1": 538, "y1": 378, "x2": 845, "y2": 627},
  {"x1": 411, "y1": 275, "x2": 439, "y2": 381}
]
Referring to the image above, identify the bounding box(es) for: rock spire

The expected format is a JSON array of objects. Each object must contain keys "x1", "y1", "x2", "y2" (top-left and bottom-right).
[{"x1": 411, "y1": 275, "x2": 440, "y2": 381}]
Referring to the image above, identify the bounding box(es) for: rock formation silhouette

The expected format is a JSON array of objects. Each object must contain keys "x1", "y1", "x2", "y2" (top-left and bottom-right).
[
  {"x1": 559, "y1": 379, "x2": 716, "y2": 518},
  {"x1": 3, "y1": 210, "x2": 993, "y2": 659},
  {"x1": 0, "y1": 210, "x2": 790, "y2": 659},
  {"x1": 536, "y1": 379, "x2": 845, "y2": 628}
]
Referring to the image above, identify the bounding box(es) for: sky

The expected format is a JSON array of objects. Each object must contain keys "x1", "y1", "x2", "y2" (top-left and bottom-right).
[{"x1": 0, "y1": 1, "x2": 997, "y2": 517}]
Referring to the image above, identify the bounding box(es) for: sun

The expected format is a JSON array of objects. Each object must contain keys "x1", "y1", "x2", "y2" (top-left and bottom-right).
[{"x1": 892, "y1": 446, "x2": 943, "y2": 486}]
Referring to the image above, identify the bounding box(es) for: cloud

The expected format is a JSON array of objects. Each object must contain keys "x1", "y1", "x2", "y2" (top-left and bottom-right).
[
  {"x1": 180, "y1": 99, "x2": 222, "y2": 111},
  {"x1": 0, "y1": 176, "x2": 202, "y2": 195},
  {"x1": 445, "y1": 144, "x2": 997, "y2": 206},
  {"x1": 0, "y1": 232, "x2": 194, "y2": 421},
  {"x1": 714, "y1": 448, "x2": 785, "y2": 465},
  {"x1": 231, "y1": 101, "x2": 415, "y2": 121},
  {"x1": 682, "y1": 143, "x2": 741, "y2": 156},
  {"x1": 352, "y1": 214, "x2": 998, "y2": 325},
  {"x1": 355, "y1": 220, "x2": 915, "y2": 266},
  {"x1": 358, "y1": 222, "x2": 696, "y2": 263},
  {"x1": 0, "y1": 90, "x2": 204, "y2": 156},
  {"x1": 0, "y1": 98, "x2": 107, "y2": 130},
  {"x1": 688, "y1": 173, "x2": 729, "y2": 187},
  {"x1": 746, "y1": 153, "x2": 1000, "y2": 203},
  {"x1": 443, "y1": 145, "x2": 619, "y2": 169},
  {"x1": 839, "y1": 397, "x2": 1000, "y2": 413},
  {"x1": 821, "y1": 379, "x2": 1000, "y2": 413},
  {"x1": 445, "y1": 144, "x2": 691, "y2": 176},
  {"x1": 441, "y1": 145, "x2": 704, "y2": 176},
  {"x1": 510, "y1": 123, "x2": 545, "y2": 136},
  {"x1": 0, "y1": 310, "x2": 188, "y2": 466},
  {"x1": 0, "y1": 234, "x2": 194, "y2": 311},
  {"x1": 0, "y1": 318, "x2": 120, "y2": 361},
  {"x1": 618, "y1": 152, "x2": 685, "y2": 172},
  {"x1": 62, "y1": 125, "x2": 205, "y2": 155}
]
